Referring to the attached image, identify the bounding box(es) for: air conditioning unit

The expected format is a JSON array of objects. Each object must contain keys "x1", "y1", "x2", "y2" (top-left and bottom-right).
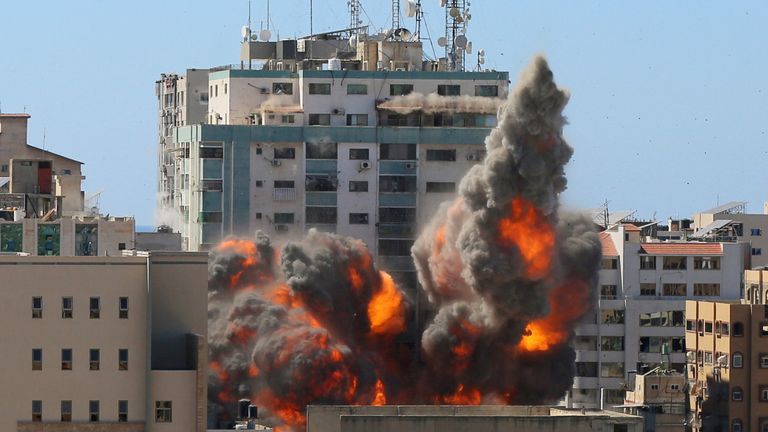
[
  {"x1": 331, "y1": 108, "x2": 345, "y2": 116},
  {"x1": 359, "y1": 161, "x2": 372, "y2": 171},
  {"x1": 275, "y1": 224, "x2": 289, "y2": 232},
  {"x1": 405, "y1": 162, "x2": 416, "y2": 169}
]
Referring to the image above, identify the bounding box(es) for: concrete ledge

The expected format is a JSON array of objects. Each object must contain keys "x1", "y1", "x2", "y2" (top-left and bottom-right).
[{"x1": 17, "y1": 422, "x2": 144, "y2": 432}]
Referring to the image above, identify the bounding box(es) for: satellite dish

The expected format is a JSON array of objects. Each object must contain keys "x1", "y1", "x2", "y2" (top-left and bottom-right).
[
  {"x1": 478, "y1": 49, "x2": 486, "y2": 56},
  {"x1": 241, "y1": 26, "x2": 251, "y2": 39},
  {"x1": 479, "y1": 58, "x2": 485, "y2": 65},
  {"x1": 437, "y1": 37, "x2": 448, "y2": 47},
  {"x1": 454, "y1": 35, "x2": 468, "y2": 49},
  {"x1": 406, "y1": 0, "x2": 418, "y2": 17},
  {"x1": 449, "y1": 7, "x2": 460, "y2": 18},
  {"x1": 466, "y1": 42, "x2": 473, "y2": 54},
  {"x1": 260, "y1": 29, "x2": 272, "y2": 41},
  {"x1": 394, "y1": 28, "x2": 413, "y2": 40},
  {"x1": 350, "y1": 34, "x2": 358, "y2": 48}
]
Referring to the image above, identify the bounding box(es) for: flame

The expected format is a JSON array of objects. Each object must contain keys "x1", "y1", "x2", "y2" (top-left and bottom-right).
[
  {"x1": 518, "y1": 279, "x2": 592, "y2": 353},
  {"x1": 210, "y1": 360, "x2": 229, "y2": 383},
  {"x1": 498, "y1": 197, "x2": 555, "y2": 280},
  {"x1": 248, "y1": 364, "x2": 260, "y2": 378},
  {"x1": 372, "y1": 379, "x2": 387, "y2": 405},
  {"x1": 440, "y1": 384, "x2": 482, "y2": 405},
  {"x1": 368, "y1": 271, "x2": 406, "y2": 335},
  {"x1": 215, "y1": 238, "x2": 262, "y2": 288}
]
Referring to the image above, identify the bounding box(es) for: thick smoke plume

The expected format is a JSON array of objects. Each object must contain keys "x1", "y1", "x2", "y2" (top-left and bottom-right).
[
  {"x1": 378, "y1": 92, "x2": 504, "y2": 114},
  {"x1": 208, "y1": 56, "x2": 601, "y2": 430}
]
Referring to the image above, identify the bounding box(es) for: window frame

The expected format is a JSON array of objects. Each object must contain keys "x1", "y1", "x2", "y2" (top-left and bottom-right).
[
  {"x1": 733, "y1": 352, "x2": 744, "y2": 368},
  {"x1": 61, "y1": 348, "x2": 73, "y2": 370},
  {"x1": 119, "y1": 348, "x2": 129, "y2": 371},
  {"x1": 62, "y1": 296, "x2": 73, "y2": 319},
  {"x1": 90, "y1": 296, "x2": 100, "y2": 319},
  {"x1": 32, "y1": 400, "x2": 42, "y2": 422},
  {"x1": 155, "y1": 401, "x2": 173, "y2": 423},
  {"x1": 119, "y1": 297, "x2": 129, "y2": 319},
  {"x1": 61, "y1": 400, "x2": 72, "y2": 422},
  {"x1": 32, "y1": 296, "x2": 43, "y2": 318},
  {"x1": 32, "y1": 348, "x2": 42, "y2": 371},
  {"x1": 90, "y1": 348, "x2": 100, "y2": 371},
  {"x1": 89, "y1": 400, "x2": 99, "y2": 422}
]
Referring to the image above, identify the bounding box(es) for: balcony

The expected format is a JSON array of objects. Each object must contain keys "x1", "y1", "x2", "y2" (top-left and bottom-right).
[{"x1": 273, "y1": 187, "x2": 296, "y2": 201}]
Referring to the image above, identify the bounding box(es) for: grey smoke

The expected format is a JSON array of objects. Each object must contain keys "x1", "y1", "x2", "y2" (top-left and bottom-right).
[{"x1": 378, "y1": 92, "x2": 504, "y2": 115}]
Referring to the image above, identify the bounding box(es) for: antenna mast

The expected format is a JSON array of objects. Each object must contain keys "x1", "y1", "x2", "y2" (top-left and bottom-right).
[
  {"x1": 443, "y1": 0, "x2": 469, "y2": 71},
  {"x1": 392, "y1": 0, "x2": 401, "y2": 30},
  {"x1": 415, "y1": 0, "x2": 423, "y2": 39},
  {"x1": 349, "y1": 0, "x2": 362, "y2": 34}
]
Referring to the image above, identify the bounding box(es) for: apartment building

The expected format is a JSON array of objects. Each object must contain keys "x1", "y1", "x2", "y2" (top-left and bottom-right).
[
  {"x1": 619, "y1": 368, "x2": 686, "y2": 432},
  {"x1": 685, "y1": 301, "x2": 768, "y2": 432},
  {"x1": 692, "y1": 201, "x2": 768, "y2": 268},
  {"x1": 155, "y1": 30, "x2": 508, "y2": 277},
  {"x1": 571, "y1": 224, "x2": 749, "y2": 408},
  {"x1": 0, "y1": 114, "x2": 85, "y2": 216},
  {"x1": 745, "y1": 269, "x2": 768, "y2": 304},
  {"x1": 0, "y1": 217, "x2": 135, "y2": 256},
  {"x1": 0, "y1": 252, "x2": 208, "y2": 431}
]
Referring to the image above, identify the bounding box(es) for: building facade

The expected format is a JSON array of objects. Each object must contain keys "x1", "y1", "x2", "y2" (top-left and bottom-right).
[
  {"x1": 685, "y1": 300, "x2": 768, "y2": 432},
  {"x1": 692, "y1": 201, "x2": 768, "y2": 268},
  {"x1": 0, "y1": 217, "x2": 135, "y2": 256},
  {"x1": 571, "y1": 224, "x2": 749, "y2": 408},
  {"x1": 0, "y1": 252, "x2": 208, "y2": 431},
  {"x1": 620, "y1": 368, "x2": 686, "y2": 432}
]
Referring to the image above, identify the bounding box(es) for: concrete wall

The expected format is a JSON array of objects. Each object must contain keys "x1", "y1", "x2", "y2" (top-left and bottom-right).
[
  {"x1": 338, "y1": 416, "x2": 642, "y2": 432},
  {"x1": 0, "y1": 218, "x2": 135, "y2": 256},
  {"x1": 148, "y1": 371, "x2": 197, "y2": 432}
]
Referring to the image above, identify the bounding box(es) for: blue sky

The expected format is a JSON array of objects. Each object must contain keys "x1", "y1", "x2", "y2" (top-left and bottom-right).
[{"x1": 1, "y1": 1, "x2": 766, "y2": 226}]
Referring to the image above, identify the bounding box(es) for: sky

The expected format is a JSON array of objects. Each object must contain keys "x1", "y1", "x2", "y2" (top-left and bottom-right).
[{"x1": 1, "y1": 1, "x2": 766, "y2": 227}]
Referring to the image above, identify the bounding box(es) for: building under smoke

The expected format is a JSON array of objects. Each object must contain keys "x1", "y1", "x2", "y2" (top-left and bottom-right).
[{"x1": 207, "y1": 56, "x2": 602, "y2": 430}]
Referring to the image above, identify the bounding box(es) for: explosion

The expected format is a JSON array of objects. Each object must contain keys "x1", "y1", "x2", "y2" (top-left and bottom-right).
[{"x1": 207, "y1": 56, "x2": 602, "y2": 430}]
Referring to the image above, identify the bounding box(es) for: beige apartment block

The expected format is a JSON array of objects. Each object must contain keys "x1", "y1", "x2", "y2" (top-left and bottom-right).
[
  {"x1": 619, "y1": 368, "x2": 686, "y2": 432},
  {"x1": 0, "y1": 252, "x2": 208, "y2": 432},
  {"x1": 685, "y1": 300, "x2": 768, "y2": 432},
  {"x1": 693, "y1": 201, "x2": 768, "y2": 268},
  {"x1": 745, "y1": 269, "x2": 768, "y2": 304}
]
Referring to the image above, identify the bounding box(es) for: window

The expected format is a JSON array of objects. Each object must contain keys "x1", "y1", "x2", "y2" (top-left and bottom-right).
[
  {"x1": 255, "y1": 181, "x2": 264, "y2": 188},
  {"x1": 704, "y1": 351, "x2": 713, "y2": 364},
  {"x1": 119, "y1": 349, "x2": 128, "y2": 370},
  {"x1": 349, "y1": 213, "x2": 369, "y2": 225},
  {"x1": 274, "y1": 147, "x2": 296, "y2": 159},
  {"x1": 601, "y1": 309, "x2": 625, "y2": 324},
  {"x1": 733, "y1": 352, "x2": 743, "y2": 368},
  {"x1": 379, "y1": 207, "x2": 416, "y2": 224},
  {"x1": 306, "y1": 141, "x2": 338, "y2": 159},
  {"x1": 426, "y1": 149, "x2": 457, "y2": 161},
  {"x1": 640, "y1": 283, "x2": 656, "y2": 296},
  {"x1": 600, "y1": 362, "x2": 624, "y2": 378},
  {"x1": 639, "y1": 310, "x2": 685, "y2": 327},
  {"x1": 762, "y1": 386, "x2": 768, "y2": 402},
  {"x1": 663, "y1": 256, "x2": 687, "y2": 269},
  {"x1": 119, "y1": 297, "x2": 129, "y2": 319},
  {"x1": 32, "y1": 296, "x2": 42, "y2": 318},
  {"x1": 686, "y1": 319, "x2": 695, "y2": 331},
  {"x1": 575, "y1": 362, "x2": 598, "y2": 377},
  {"x1": 380, "y1": 143, "x2": 416, "y2": 160},
  {"x1": 90, "y1": 349, "x2": 100, "y2": 370},
  {"x1": 256, "y1": 213, "x2": 263, "y2": 220},
  {"x1": 224, "y1": 83, "x2": 227, "y2": 94},
  {"x1": 722, "y1": 322, "x2": 730, "y2": 335},
  {"x1": 0, "y1": 164, "x2": 7, "y2": 172},
  {"x1": 306, "y1": 207, "x2": 337, "y2": 224},
  {"x1": 62, "y1": 296, "x2": 73, "y2": 318},
  {"x1": 118, "y1": 242, "x2": 127, "y2": 250},
  {"x1": 119, "y1": 400, "x2": 128, "y2": 422},
  {"x1": 347, "y1": 84, "x2": 368, "y2": 95},
  {"x1": 90, "y1": 297, "x2": 100, "y2": 319},
  {"x1": 379, "y1": 239, "x2": 414, "y2": 256},
  {"x1": 379, "y1": 175, "x2": 417, "y2": 193},
  {"x1": 694, "y1": 256, "x2": 720, "y2": 270},
  {"x1": 752, "y1": 228, "x2": 763, "y2": 236},
  {"x1": 639, "y1": 337, "x2": 685, "y2": 353},
  {"x1": 61, "y1": 400, "x2": 72, "y2": 422},
  {"x1": 475, "y1": 85, "x2": 499, "y2": 97},
  {"x1": 761, "y1": 354, "x2": 768, "y2": 368},
  {"x1": 32, "y1": 348, "x2": 42, "y2": 370},
  {"x1": 426, "y1": 182, "x2": 456, "y2": 193},
  {"x1": 90, "y1": 400, "x2": 99, "y2": 422},
  {"x1": 281, "y1": 115, "x2": 295, "y2": 124},
  {"x1": 274, "y1": 180, "x2": 295, "y2": 189},
  {"x1": 305, "y1": 175, "x2": 337, "y2": 192},
  {"x1": 308, "y1": 83, "x2": 331, "y2": 95},
  {"x1": 600, "y1": 285, "x2": 617, "y2": 300},
  {"x1": 601, "y1": 259, "x2": 618, "y2": 269},
  {"x1": 32, "y1": 400, "x2": 42, "y2": 422},
  {"x1": 273, "y1": 213, "x2": 295, "y2": 224},
  {"x1": 601, "y1": 336, "x2": 624, "y2": 351},
  {"x1": 214, "y1": 84, "x2": 218, "y2": 97},
  {"x1": 573, "y1": 336, "x2": 597, "y2": 351},
  {"x1": 704, "y1": 321, "x2": 713, "y2": 333},
  {"x1": 156, "y1": 401, "x2": 173, "y2": 423},
  {"x1": 639, "y1": 256, "x2": 656, "y2": 270},
  {"x1": 733, "y1": 322, "x2": 745, "y2": 337},
  {"x1": 200, "y1": 147, "x2": 224, "y2": 158},
  {"x1": 386, "y1": 112, "x2": 419, "y2": 127},
  {"x1": 437, "y1": 84, "x2": 461, "y2": 96},
  {"x1": 694, "y1": 283, "x2": 720, "y2": 296},
  {"x1": 733, "y1": 388, "x2": 743, "y2": 401},
  {"x1": 732, "y1": 420, "x2": 743, "y2": 432},
  {"x1": 753, "y1": 248, "x2": 763, "y2": 256},
  {"x1": 349, "y1": 181, "x2": 368, "y2": 192},
  {"x1": 62, "y1": 348, "x2": 72, "y2": 370},
  {"x1": 390, "y1": 84, "x2": 414, "y2": 96},
  {"x1": 346, "y1": 114, "x2": 368, "y2": 126},
  {"x1": 349, "y1": 148, "x2": 369, "y2": 160},
  {"x1": 761, "y1": 321, "x2": 768, "y2": 336},
  {"x1": 272, "y1": 82, "x2": 293, "y2": 95},
  {"x1": 662, "y1": 283, "x2": 687, "y2": 296},
  {"x1": 308, "y1": 114, "x2": 331, "y2": 126},
  {"x1": 650, "y1": 384, "x2": 659, "y2": 390}
]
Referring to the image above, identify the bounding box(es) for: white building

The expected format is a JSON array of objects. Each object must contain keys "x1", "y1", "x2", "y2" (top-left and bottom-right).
[
  {"x1": 0, "y1": 252, "x2": 208, "y2": 431},
  {"x1": 571, "y1": 224, "x2": 749, "y2": 408}
]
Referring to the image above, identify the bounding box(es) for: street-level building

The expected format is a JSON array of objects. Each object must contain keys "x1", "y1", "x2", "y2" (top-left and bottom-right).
[
  {"x1": 571, "y1": 224, "x2": 749, "y2": 408},
  {"x1": 685, "y1": 300, "x2": 768, "y2": 432},
  {"x1": 0, "y1": 252, "x2": 208, "y2": 431},
  {"x1": 619, "y1": 367, "x2": 686, "y2": 432}
]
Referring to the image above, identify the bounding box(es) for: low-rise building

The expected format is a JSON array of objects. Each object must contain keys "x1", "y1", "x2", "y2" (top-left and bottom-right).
[
  {"x1": 685, "y1": 300, "x2": 768, "y2": 432},
  {"x1": 306, "y1": 405, "x2": 643, "y2": 432},
  {"x1": 619, "y1": 367, "x2": 686, "y2": 432},
  {"x1": 0, "y1": 252, "x2": 208, "y2": 431},
  {"x1": 692, "y1": 201, "x2": 768, "y2": 268},
  {"x1": 0, "y1": 216, "x2": 135, "y2": 256}
]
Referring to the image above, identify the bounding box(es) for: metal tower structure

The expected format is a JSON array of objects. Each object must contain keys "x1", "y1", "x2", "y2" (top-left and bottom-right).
[
  {"x1": 444, "y1": 0, "x2": 468, "y2": 71},
  {"x1": 349, "y1": 0, "x2": 363, "y2": 33},
  {"x1": 392, "y1": 0, "x2": 401, "y2": 30}
]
